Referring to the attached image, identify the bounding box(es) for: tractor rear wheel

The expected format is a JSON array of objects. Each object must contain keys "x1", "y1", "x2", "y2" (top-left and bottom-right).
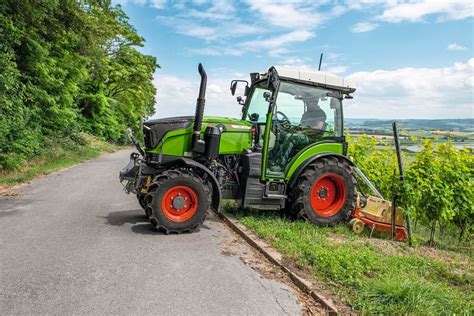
[
  {"x1": 292, "y1": 157, "x2": 357, "y2": 226},
  {"x1": 144, "y1": 170, "x2": 210, "y2": 234}
]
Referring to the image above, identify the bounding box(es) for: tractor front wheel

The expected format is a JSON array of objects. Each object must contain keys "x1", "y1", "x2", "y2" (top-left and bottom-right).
[
  {"x1": 292, "y1": 157, "x2": 357, "y2": 226},
  {"x1": 144, "y1": 170, "x2": 210, "y2": 234},
  {"x1": 137, "y1": 194, "x2": 148, "y2": 216}
]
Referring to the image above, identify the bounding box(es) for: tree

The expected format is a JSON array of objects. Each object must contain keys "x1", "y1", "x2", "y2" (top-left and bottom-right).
[{"x1": 0, "y1": 0, "x2": 157, "y2": 169}]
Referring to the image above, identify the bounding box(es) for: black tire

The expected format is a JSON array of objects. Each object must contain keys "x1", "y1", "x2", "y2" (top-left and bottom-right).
[
  {"x1": 137, "y1": 194, "x2": 147, "y2": 210},
  {"x1": 291, "y1": 157, "x2": 357, "y2": 226},
  {"x1": 144, "y1": 169, "x2": 210, "y2": 234}
]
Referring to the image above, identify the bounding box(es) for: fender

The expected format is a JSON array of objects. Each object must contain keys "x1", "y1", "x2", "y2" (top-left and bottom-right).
[
  {"x1": 162, "y1": 158, "x2": 222, "y2": 212},
  {"x1": 287, "y1": 153, "x2": 356, "y2": 188}
]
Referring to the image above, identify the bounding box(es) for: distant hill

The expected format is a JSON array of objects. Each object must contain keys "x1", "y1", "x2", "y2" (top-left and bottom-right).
[{"x1": 345, "y1": 119, "x2": 474, "y2": 131}]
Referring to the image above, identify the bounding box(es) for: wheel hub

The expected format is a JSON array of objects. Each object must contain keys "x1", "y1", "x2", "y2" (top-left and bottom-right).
[
  {"x1": 318, "y1": 188, "x2": 328, "y2": 199},
  {"x1": 172, "y1": 196, "x2": 186, "y2": 210}
]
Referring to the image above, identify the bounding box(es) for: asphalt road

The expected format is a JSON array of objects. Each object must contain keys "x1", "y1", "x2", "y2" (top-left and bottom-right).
[{"x1": 0, "y1": 150, "x2": 302, "y2": 315}]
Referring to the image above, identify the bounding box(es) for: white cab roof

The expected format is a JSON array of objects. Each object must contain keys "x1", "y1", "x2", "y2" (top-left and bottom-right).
[{"x1": 271, "y1": 67, "x2": 356, "y2": 91}]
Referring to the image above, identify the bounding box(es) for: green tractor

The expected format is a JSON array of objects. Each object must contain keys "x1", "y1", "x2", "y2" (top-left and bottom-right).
[{"x1": 120, "y1": 63, "x2": 360, "y2": 233}]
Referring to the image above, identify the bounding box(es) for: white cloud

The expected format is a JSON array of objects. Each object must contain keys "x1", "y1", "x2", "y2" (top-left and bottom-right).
[
  {"x1": 151, "y1": 74, "x2": 242, "y2": 119},
  {"x1": 277, "y1": 57, "x2": 311, "y2": 69},
  {"x1": 246, "y1": 0, "x2": 323, "y2": 29},
  {"x1": 150, "y1": 0, "x2": 166, "y2": 9},
  {"x1": 113, "y1": 0, "x2": 163, "y2": 8},
  {"x1": 351, "y1": 22, "x2": 379, "y2": 33},
  {"x1": 345, "y1": 58, "x2": 474, "y2": 119},
  {"x1": 153, "y1": 0, "x2": 353, "y2": 58},
  {"x1": 113, "y1": 0, "x2": 147, "y2": 5},
  {"x1": 188, "y1": 47, "x2": 243, "y2": 57},
  {"x1": 448, "y1": 43, "x2": 468, "y2": 51},
  {"x1": 379, "y1": 0, "x2": 474, "y2": 23},
  {"x1": 240, "y1": 30, "x2": 315, "y2": 50},
  {"x1": 187, "y1": 0, "x2": 235, "y2": 20},
  {"x1": 326, "y1": 65, "x2": 348, "y2": 74},
  {"x1": 190, "y1": 30, "x2": 314, "y2": 57}
]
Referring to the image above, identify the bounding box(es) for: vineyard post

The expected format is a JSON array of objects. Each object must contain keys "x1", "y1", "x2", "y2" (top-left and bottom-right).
[
  {"x1": 392, "y1": 122, "x2": 413, "y2": 246},
  {"x1": 391, "y1": 169, "x2": 397, "y2": 240}
]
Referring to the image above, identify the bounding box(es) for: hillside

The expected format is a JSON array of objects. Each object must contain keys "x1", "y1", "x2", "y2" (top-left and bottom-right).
[{"x1": 346, "y1": 118, "x2": 474, "y2": 131}]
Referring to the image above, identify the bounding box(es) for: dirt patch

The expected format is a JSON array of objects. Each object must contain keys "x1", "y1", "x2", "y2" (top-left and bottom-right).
[
  {"x1": 0, "y1": 184, "x2": 26, "y2": 197},
  {"x1": 219, "y1": 222, "x2": 324, "y2": 315}
]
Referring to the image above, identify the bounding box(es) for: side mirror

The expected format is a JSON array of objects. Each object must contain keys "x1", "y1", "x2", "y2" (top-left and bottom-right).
[
  {"x1": 266, "y1": 67, "x2": 279, "y2": 91},
  {"x1": 230, "y1": 80, "x2": 249, "y2": 96},
  {"x1": 249, "y1": 113, "x2": 259, "y2": 122},
  {"x1": 263, "y1": 91, "x2": 271, "y2": 102},
  {"x1": 230, "y1": 81, "x2": 237, "y2": 96}
]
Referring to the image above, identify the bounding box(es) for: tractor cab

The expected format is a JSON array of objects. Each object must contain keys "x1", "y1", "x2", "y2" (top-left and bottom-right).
[{"x1": 233, "y1": 67, "x2": 355, "y2": 179}]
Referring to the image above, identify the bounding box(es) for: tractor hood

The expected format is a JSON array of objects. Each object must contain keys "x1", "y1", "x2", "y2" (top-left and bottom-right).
[
  {"x1": 144, "y1": 116, "x2": 251, "y2": 132},
  {"x1": 143, "y1": 116, "x2": 251, "y2": 151}
]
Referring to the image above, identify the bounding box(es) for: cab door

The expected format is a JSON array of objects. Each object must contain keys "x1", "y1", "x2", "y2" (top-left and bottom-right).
[{"x1": 263, "y1": 81, "x2": 344, "y2": 179}]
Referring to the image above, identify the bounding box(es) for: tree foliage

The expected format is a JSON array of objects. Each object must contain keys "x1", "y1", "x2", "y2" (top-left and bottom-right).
[{"x1": 0, "y1": 0, "x2": 157, "y2": 170}]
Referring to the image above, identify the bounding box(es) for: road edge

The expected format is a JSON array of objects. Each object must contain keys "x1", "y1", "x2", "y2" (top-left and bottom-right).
[
  {"x1": 0, "y1": 148, "x2": 130, "y2": 196},
  {"x1": 216, "y1": 211, "x2": 339, "y2": 315}
]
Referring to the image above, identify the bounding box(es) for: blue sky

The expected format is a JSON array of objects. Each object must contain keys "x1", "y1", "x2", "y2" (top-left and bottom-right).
[{"x1": 114, "y1": 0, "x2": 473, "y2": 119}]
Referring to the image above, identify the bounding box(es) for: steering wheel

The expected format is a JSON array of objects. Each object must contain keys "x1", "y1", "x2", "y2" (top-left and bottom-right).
[{"x1": 275, "y1": 111, "x2": 291, "y2": 126}]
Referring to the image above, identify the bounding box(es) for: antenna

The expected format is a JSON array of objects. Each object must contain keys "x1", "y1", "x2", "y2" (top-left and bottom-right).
[{"x1": 318, "y1": 53, "x2": 323, "y2": 71}]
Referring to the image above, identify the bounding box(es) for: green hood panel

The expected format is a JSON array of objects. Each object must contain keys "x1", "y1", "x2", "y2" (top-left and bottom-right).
[
  {"x1": 146, "y1": 116, "x2": 252, "y2": 156},
  {"x1": 203, "y1": 116, "x2": 252, "y2": 132}
]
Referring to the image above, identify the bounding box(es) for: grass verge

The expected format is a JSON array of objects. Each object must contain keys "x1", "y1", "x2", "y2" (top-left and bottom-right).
[
  {"x1": 0, "y1": 133, "x2": 119, "y2": 187},
  {"x1": 224, "y1": 203, "x2": 473, "y2": 315}
]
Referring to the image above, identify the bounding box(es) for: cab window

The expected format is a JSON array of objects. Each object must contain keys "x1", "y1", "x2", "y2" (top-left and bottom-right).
[
  {"x1": 244, "y1": 85, "x2": 269, "y2": 123},
  {"x1": 266, "y1": 81, "x2": 343, "y2": 177}
]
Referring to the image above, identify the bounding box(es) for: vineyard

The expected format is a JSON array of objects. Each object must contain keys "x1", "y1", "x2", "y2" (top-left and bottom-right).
[{"x1": 347, "y1": 134, "x2": 473, "y2": 249}]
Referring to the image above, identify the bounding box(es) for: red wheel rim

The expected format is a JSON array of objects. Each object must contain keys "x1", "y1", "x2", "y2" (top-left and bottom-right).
[
  {"x1": 310, "y1": 174, "x2": 346, "y2": 217},
  {"x1": 161, "y1": 185, "x2": 198, "y2": 222}
]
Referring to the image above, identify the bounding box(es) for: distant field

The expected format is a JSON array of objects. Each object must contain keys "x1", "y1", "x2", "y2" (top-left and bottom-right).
[
  {"x1": 347, "y1": 124, "x2": 474, "y2": 153},
  {"x1": 345, "y1": 118, "x2": 474, "y2": 132}
]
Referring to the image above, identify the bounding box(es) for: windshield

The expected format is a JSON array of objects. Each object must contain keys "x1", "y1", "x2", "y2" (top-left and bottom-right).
[
  {"x1": 243, "y1": 82, "x2": 269, "y2": 123},
  {"x1": 276, "y1": 81, "x2": 343, "y2": 136}
]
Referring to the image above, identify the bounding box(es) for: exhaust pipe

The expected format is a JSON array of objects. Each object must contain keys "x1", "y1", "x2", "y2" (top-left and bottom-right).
[{"x1": 193, "y1": 63, "x2": 207, "y2": 153}]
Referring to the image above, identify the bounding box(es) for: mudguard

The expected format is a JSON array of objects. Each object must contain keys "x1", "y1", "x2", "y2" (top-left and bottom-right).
[
  {"x1": 162, "y1": 158, "x2": 222, "y2": 212},
  {"x1": 288, "y1": 153, "x2": 356, "y2": 188}
]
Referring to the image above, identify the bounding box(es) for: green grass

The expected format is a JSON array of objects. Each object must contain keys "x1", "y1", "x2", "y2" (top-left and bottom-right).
[
  {"x1": 224, "y1": 204, "x2": 473, "y2": 315},
  {"x1": 0, "y1": 133, "x2": 119, "y2": 187}
]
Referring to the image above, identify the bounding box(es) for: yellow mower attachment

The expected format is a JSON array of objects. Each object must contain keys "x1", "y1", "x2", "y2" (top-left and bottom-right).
[{"x1": 350, "y1": 196, "x2": 408, "y2": 241}]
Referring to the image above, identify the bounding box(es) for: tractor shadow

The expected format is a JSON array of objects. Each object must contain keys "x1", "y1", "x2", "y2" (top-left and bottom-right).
[
  {"x1": 102, "y1": 209, "x2": 210, "y2": 235},
  {"x1": 102, "y1": 209, "x2": 161, "y2": 235}
]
